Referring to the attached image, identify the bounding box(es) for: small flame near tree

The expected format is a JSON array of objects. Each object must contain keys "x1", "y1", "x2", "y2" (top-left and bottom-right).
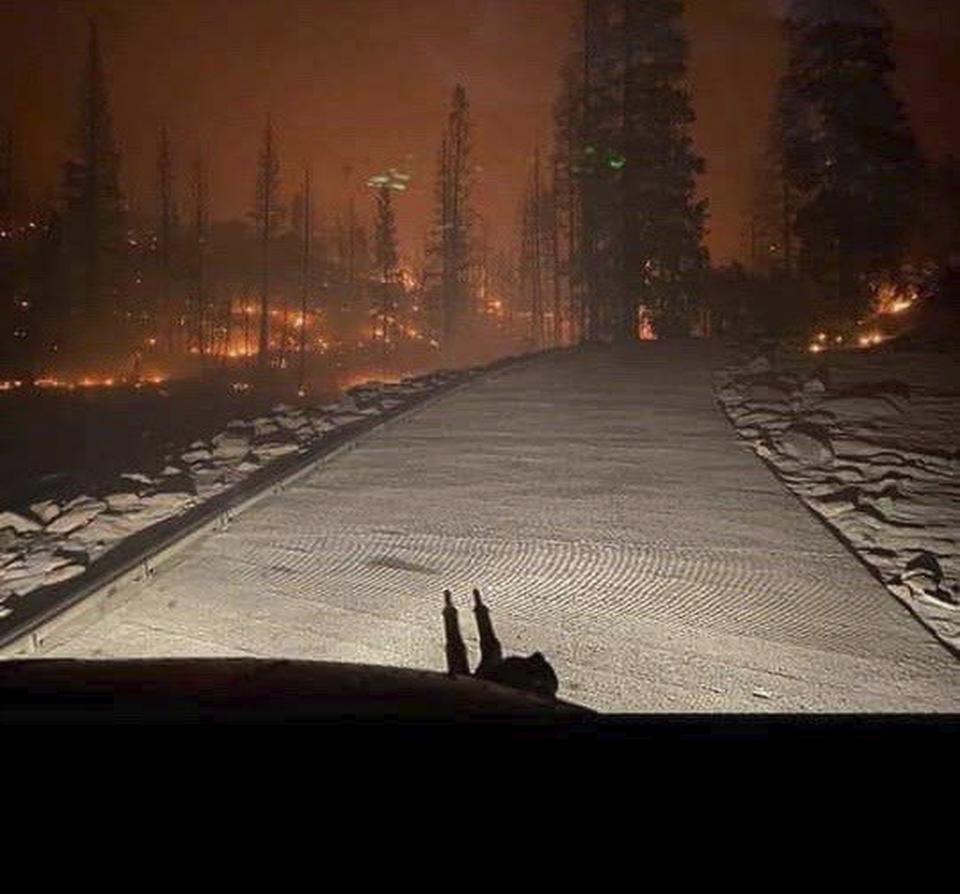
[
  {"x1": 873, "y1": 281, "x2": 918, "y2": 316},
  {"x1": 807, "y1": 276, "x2": 921, "y2": 355},
  {"x1": 637, "y1": 305, "x2": 657, "y2": 341}
]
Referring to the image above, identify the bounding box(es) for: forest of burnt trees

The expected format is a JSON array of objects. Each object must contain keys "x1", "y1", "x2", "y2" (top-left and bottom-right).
[
  {"x1": 0, "y1": 24, "x2": 509, "y2": 385},
  {"x1": 1, "y1": 0, "x2": 959, "y2": 384}
]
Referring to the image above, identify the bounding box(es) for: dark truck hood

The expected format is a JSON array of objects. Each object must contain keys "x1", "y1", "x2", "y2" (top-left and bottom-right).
[{"x1": 0, "y1": 657, "x2": 593, "y2": 723}]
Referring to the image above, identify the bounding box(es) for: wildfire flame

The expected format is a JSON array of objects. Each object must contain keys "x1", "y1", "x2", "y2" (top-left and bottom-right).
[
  {"x1": 637, "y1": 305, "x2": 657, "y2": 341},
  {"x1": 340, "y1": 371, "x2": 405, "y2": 391},
  {"x1": 873, "y1": 282, "x2": 917, "y2": 316},
  {"x1": 858, "y1": 331, "x2": 886, "y2": 348}
]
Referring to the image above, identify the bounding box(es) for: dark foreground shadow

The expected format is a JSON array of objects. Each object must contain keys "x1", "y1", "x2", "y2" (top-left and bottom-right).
[
  {"x1": 0, "y1": 588, "x2": 572, "y2": 726},
  {"x1": 4, "y1": 659, "x2": 959, "y2": 750},
  {"x1": 0, "y1": 657, "x2": 590, "y2": 724}
]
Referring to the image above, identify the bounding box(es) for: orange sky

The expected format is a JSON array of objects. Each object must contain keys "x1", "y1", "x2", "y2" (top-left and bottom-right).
[{"x1": 2, "y1": 0, "x2": 958, "y2": 265}]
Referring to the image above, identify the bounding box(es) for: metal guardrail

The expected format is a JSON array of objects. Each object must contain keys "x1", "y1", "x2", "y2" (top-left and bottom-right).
[{"x1": 0, "y1": 351, "x2": 543, "y2": 657}]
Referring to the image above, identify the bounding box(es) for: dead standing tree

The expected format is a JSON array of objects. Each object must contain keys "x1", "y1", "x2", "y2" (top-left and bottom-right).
[
  {"x1": 58, "y1": 18, "x2": 124, "y2": 360},
  {"x1": 297, "y1": 167, "x2": 312, "y2": 395},
  {"x1": 553, "y1": 56, "x2": 585, "y2": 345},
  {"x1": 156, "y1": 126, "x2": 179, "y2": 354},
  {"x1": 254, "y1": 117, "x2": 281, "y2": 370},
  {"x1": 522, "y1": 148, "x2": 547, "y2": 350},
  {"x1": 373, "y1": 184, "x2": 401, "y2": 360},
  {"x1": 432, "y1": 85, "x2": 472, "y2": 358},
  {"x1": 188, "y1": 156, "x2": 209, "y2": 367}
]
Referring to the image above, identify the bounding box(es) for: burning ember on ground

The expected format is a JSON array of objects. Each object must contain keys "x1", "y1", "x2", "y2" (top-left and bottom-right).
[
  {"x1": 808, "y1": 332, "x2": 830, "y2": 354},
  {"x1": 807, "y1": 279, "x2": 920, "y2": 354},
  {"x1": 0, "y1": 374, "x2": 168, "y2": 392},
  {"x1": 809, "y1": 328, "x2": 885, "y2": 353},
  {"x1": 637, "y1": 306, "x2": 657, "y2": 341},
  {"x1": 337, "y1": 370, "x2": 411, "y2": 392},
  {"x1": 873, "y1": 282, "x2": 918, "y2": 316},
  {"x1": 858, "y1": 331, "x2": 886, "y2": 348}
]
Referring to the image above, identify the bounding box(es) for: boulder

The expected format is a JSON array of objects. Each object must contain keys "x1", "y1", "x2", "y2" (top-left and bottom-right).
[
  {"x1": 809, "y1": 489, "x2": 857, "y2": 520},
  {"x1": 121, "y1": 472, "x2": 154, "y2": 488},
  {"x1": 818, "y1": 394, "x2": 902, "y2": 421},
  {"x1": 9, "y1": 574, "x2": 49, "y2": 597},
  {"x1": 900, "y1": 552, "x2": 956, "y2": 604},
  {"x1": 29, "y1": 500, "x2": 61, "y2": 524},
  {"x1": 775, "y1": 424, "x2": 834, "y2": 467},
  {"x1": 68, "y1": 514, "x2": 137, "y2": 547},
  {"x1": 140, "y1": 491, "x2": 195, "y2": 514},
  {"x1": 329, "y1": 412, "x2": 367, "y2": 426},
  {"x1": 743, "y1": 382, "x2": 790, "y2": 406},
  {"x1": 60, "y1": 496, "x2": 94, "y2": 514},
  {"x1": 211, "y1": 432, "x2": 251, "y2": 462},
  {"x1": 253, "y1": 418, "x2": 281, "y2": 441},
  {"x1": 275, "y1": 414, "x2": 310, "y2": 432},
  {"x1": 903, "y1": 551, "x2": 943, "y2": 585},
  {"x1": 181, "y1": 448, "x2": 213, "y2": 465},
  {"x1": 716, "y1": 385, "x2": 742, "y2": 405},
  {"x1": 252, "y1": 442, "x2": 300, "y2": 459},
  {"x1": 745, "y1": 354, "x2": 772, "y2": 375},
  {"x1": 349, "y1": 390, "x2": 383, "y2": 409},
  {"x1": 46, "y1": 500, "x2": 107, "y2": 535},
  {"x1": 104, "y1": 492, "x2": 143, "y2": 512},
  {"x1": 801, "y1": 374, "x2": 828, "y2": 395}
]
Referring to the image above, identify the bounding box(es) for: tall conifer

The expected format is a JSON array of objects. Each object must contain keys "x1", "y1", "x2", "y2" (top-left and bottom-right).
[
  {"x1": 778, "y1": 0, "x2": 920, "y2": 321},
  {"x1": 59, "y1": 18, "x2": 124, "y2": 353}
]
